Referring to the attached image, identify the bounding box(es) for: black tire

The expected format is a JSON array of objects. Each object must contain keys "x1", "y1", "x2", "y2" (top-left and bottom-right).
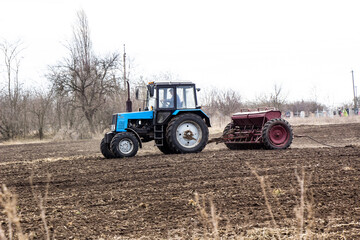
[
  {"x1": 262, "y1": 118, "x2": 293, "y2": 150},
  {"x1": 223, "y1": 123, "x2": 233, "y2": 135},
  {"x1": 223, "y1": 123, "x2": 238, "y2": 150},
  {"x1": 166, "y1": 114, "x2": 208, "y2": 154},
  {"x1": 157, "y1": 138, "x2": 176, "y2": 154},
  {"x1": 100, "y1": 138, "x2": 116, "y2": 159},
  {"x1": 223, "y1": 123, "x2": 262, "y2": 150},
  {"x1": 110, "y1": 132, "x2": 139, "y2": 158}
]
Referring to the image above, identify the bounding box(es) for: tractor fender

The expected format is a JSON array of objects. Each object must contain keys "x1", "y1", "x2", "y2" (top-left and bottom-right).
[
  {"x1": 125, "y1": 128, "x2": 143, "y2": 148},
  {"x1": 104, "y1": 132, "x2": 115, "y2": 144},
  {"x1": 172, "y1": 109, "x2": 211, "y2": 127}
]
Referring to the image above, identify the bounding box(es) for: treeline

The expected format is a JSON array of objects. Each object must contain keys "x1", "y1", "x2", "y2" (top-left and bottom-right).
[
  {"x1": 199, "y1": 86, "x2": 326, "y2": 126},
  {"x1": 0, "y1": 11, "x2": 329, "y2": 141},
  {"x1": 0, "y1": 11, "x2": 143, "y2": 141}
]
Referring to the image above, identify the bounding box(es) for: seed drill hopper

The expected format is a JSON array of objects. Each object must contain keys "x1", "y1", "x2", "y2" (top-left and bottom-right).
[{"x1": 220, "y1": 108, "x2": 293, "y2": 150}]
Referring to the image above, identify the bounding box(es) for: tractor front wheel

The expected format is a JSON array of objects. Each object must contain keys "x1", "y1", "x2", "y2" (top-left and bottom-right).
[
  {"x1": 100, "y1": 138, "x2": 116, "y2": 159},
  {"x1": 166, "y1": 114, "x2": 208, "y2": 154},
  {"x1": 110, "y1": 132, "x2": 139, "y2": 158},
  {"x1": 262, "y1": 118, "x2": 293, "y2": 149}
]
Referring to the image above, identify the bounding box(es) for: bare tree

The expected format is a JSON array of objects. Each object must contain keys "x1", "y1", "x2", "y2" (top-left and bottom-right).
[
  {"x1": 150, "y1": 71, "x2": 180, "y2": 82},
  {"x1": 199, "y1": 87, "x2": 218, "y2": 116},
  {"x1": 0, "y1": 40, "x2": 24, "y2": 139},
  {"x1": 30, "y1": 88, "x2": 54, "y2": 140},
  {"x1": 215, "y1": 89, "x2": 243, "y2": 116},
  {"x1": 48, "y1": 10, "x2": 121, "y2": 135},
  {"x1": 199, "y1": 88, "x2": 243, "y2": 127},
  {"x1": 257, "y1": 83, "x2": 287, "y2": 110},
  {"x1": 270, "y1": 84, "x2": 286, "y2": 109}
]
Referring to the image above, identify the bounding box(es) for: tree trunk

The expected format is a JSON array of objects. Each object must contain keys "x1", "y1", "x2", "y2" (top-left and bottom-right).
[
  {"x1": 39, "y1": 127, "x2": 43, "y2": 140},
  {"x1": 85, "y1": 112, "x2": 96, "y2": 135}
]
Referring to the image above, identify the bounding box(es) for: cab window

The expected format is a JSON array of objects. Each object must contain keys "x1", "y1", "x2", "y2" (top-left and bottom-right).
[
  {"x1": 176, "y1": 86, "x2": 196, "y2": 109},
  {"x1": 158, "y1": 87, "x2": 175, "y2": 108}
]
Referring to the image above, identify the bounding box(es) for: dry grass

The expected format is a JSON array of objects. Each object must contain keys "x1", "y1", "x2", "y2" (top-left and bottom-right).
[
  {"x1": 192, "y1": 193, "x2": 221, "y2": 240},
  {"x1": 0, "y1": 155, "x2": 97, "y2": 167},
  {"x1": 0, "y1": 185, "x2": 28, "y2": 240},
  {"x1": 186, "y1": 164, "x2": 346, "y2": 240},
  {"x1": 0, "y1": 139, "x2": 51, "y2": 146},
  {"x1": 29, "y1": 173, "x2": 51, "y2": 240},
  {"x1": 0, "y1": 163, "x2": 355, "y2": 239},
  {"x1": 0, "y1": 174, "x2": 51, "y2": 240}
]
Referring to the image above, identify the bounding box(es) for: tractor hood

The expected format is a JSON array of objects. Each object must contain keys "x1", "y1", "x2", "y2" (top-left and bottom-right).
[{"x1": 112, "y1": 111, "x2": 154, "y2": 132}]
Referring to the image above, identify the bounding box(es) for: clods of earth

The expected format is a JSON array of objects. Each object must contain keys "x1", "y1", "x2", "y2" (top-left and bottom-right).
[{"x1": 0, "y1": 123, "x2": 359, "y2": 239}]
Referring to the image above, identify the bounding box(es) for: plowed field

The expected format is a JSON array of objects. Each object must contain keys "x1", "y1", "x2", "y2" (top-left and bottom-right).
[{"x1": 0, "y1": 123, "x2": 360, "y2": 239}]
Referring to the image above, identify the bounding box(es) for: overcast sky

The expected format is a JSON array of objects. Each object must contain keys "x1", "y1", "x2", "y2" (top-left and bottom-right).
[{"x1": 1, "y1": 0, "x2": 360, "y2": 106}]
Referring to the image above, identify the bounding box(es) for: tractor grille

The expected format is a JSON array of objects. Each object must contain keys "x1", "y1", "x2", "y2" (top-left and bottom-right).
[{"x1": 110, "y1": 114, "x2": 117, "y2": 131}]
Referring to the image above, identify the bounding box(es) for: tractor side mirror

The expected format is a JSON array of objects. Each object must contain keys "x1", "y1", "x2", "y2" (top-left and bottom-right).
[
  {"x1": 148, "y1": 85, "x2": 155, "y2": 97},
  {"x1": 135, "y1": 88, "x2": 139, "y2": 100},
  {"x1": 196, "y1": 88, "x2": 201, "y2": 92}
]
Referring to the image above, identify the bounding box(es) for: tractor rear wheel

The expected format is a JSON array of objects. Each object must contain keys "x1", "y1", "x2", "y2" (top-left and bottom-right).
[
  {"x1": 100, "y1": 138, "x2": 116, "y2": 158},
  {"x1": 262, "y1": 118, "x2": 293, "y2": 149},
  {"x1": 110, "y1": 132, "x2": 139, "y2": 158},
  {"x1": 157, "y1": 139, "x2": 176, "y2": 154},
  {"x1": 166, "y1": 114, "x2": 208, "y2": 154}
]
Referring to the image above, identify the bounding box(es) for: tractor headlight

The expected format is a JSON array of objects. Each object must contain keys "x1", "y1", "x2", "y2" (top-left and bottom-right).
[{"x1": 110, "y1": 124, "x2": 116, "y2": 131}]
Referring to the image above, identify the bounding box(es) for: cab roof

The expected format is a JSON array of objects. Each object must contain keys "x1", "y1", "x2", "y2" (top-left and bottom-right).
[{"x1": 148, "y1": 81, "x2": 195, "y2": 86}]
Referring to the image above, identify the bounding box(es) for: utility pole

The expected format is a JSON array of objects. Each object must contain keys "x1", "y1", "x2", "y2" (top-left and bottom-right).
[
  {"x1": 124, "y1": 44, "x2": 132, "y2": 112},
  {"x1": 352, "y1": 70, "x2": 357, "y2": 110},
  {"x1": 123, "y1": 44, "x2": 127, "y2": 90}
]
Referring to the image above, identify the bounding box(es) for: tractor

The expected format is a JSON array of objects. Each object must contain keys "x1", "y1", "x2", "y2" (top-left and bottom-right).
[
  {"x1": 100, "y1": 81, "x2": 211, "y2": 158},
  {"x1": 221, "y1": 108, "x2": 293, "y2": 150}
]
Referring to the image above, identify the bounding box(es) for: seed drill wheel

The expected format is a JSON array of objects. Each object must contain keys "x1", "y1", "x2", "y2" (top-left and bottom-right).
[
  {"x1": 262, "y1": 118, "x2": 293, "y2": 149},
  {"x1": 110, "y1": 132, "x2": 139, "y2": 158},
  {"x1": 166, "y1": 113, "x2": 208, "y2": 153},
  {"x1": 100, "y1": 138, "x2": 116, "y2": 159},
  {"x1": 223, "y1": 123, "x2": 240, "y2": 150}
]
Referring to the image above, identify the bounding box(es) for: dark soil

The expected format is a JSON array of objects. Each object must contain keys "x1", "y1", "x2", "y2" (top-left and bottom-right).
[{"x1": 0, "y1": 123, "x2": 359, "y2": 239}]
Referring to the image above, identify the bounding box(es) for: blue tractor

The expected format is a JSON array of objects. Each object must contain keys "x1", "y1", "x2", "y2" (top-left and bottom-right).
[{"x1": 100, "y1": 81, "x2": 211, "y2": 158}]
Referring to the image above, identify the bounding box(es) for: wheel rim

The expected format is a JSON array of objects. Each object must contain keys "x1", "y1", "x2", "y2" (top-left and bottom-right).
[
  {"x1": 268, "y1": 124, "x2": 289, "y2": 146},
  {"x1": 176, "y1": 120, "x2": 202, "y2": 148},
  {"x1": 118, "y1": 138, "x2": 134, "y2": 154}
]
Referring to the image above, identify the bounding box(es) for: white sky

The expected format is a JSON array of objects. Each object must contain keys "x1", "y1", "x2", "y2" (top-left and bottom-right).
[{"x1": 1, "y1": 0, "x2": 360, "y2": 106}]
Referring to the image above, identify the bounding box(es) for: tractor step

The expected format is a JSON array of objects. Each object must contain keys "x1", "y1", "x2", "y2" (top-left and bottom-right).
[{"x1": 154, "y1": 125, "x2": 164, "y2": 146}]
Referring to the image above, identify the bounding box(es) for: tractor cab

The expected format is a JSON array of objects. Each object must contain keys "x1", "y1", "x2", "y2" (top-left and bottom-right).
[
  {"x1": 146, "y1": 82, "x2": 198, "y2": 111},
  {"x1": 101, "y1": 81, "x2": 210, "y2": 159},
  {"x1": 145, "y1": 82, "x2": 209, "y2": 125}
]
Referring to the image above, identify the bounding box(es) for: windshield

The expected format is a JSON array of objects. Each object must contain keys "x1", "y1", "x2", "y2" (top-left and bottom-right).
[{"x1": 158, "y1": 87, "x2": 175, "y2": 109}]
